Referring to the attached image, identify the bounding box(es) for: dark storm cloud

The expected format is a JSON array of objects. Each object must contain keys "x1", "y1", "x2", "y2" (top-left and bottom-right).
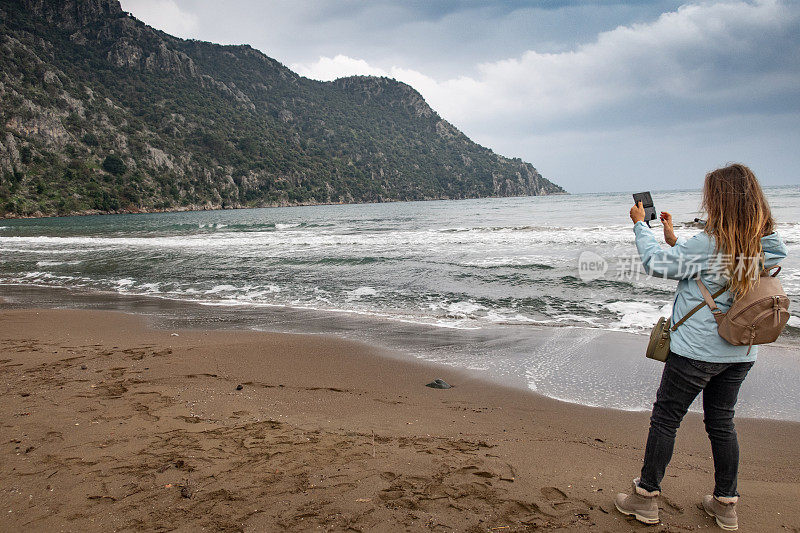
[{"x1": 121, "y1": 0, "x2": 685, "y2": 75}]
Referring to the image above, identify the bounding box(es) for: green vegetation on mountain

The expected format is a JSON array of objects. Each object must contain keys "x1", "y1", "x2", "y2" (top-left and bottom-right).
[{"x1": 0, "y1": 0, "x2": 564, "y2": 218}]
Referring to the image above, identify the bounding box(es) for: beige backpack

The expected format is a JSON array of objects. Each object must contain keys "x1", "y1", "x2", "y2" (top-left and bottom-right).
[
  {"x1": 696, "y1": 265, "x2": 790, "y2": 354},
  {"x1": 646, "y1": 265, "x2": 790, "y2": 362}
]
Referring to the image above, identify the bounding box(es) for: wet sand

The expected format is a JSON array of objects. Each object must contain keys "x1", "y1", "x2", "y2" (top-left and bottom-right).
[{"x1": 1, "y1": 308, "x2": 799, "y2": 531}]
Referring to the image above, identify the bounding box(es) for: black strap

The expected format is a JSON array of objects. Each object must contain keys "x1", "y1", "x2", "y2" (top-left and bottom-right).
[{"x1": 670, "y1": 283, "x2": 728, "y2": 332}]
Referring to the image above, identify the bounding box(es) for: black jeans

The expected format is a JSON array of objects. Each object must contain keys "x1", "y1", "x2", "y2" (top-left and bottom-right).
[{"x1": 639, "y1": 351, "x2": 754, "y2": 498}]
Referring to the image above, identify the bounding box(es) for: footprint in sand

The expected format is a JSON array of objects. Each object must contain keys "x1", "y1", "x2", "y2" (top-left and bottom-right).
[
  {"x1": 132, "y1": 403, "x2": 159, "y2": 421},
  {"x1": 660, "y1": 494, "x2": 684, "y2": 515},
  {"x1": 380, "y1": 471, "x2": 399, "y2": 481},
  {"x1": 176, "y1": 415, "x2": 203, "y2": 424},
  {"x1": 45, "y1": 431, "x2": 64, "y2": 441},
  {"x1": 540, "y1": 486, "x2": 568, "y2": 501}
]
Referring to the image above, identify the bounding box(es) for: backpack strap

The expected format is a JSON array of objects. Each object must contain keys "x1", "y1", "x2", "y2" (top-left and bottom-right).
[
  {"x1": 695, "y1": 278, "x2": 723, "y2": 315},
  {"x1": 670, "y1": 281, "x2": 728, "y2": 332}
]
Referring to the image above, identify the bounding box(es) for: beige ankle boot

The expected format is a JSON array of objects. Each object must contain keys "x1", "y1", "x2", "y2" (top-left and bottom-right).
[
  {"x1": 702, "y1": 494, "x2": 738, "y2": 530},
  {"x1": 614, "y1": 478, "x2": 660, "y2": 524}
]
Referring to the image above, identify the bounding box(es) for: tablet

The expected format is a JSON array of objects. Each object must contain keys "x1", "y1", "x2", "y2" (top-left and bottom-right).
[{"x1": 632, "y1": 191, "x2": 657, "y2": 227}]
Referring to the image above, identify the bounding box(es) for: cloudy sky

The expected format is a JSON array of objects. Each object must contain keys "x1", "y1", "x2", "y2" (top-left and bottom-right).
[{"x1": 119, "y1": 0, "x2": 800, "y2": 193}]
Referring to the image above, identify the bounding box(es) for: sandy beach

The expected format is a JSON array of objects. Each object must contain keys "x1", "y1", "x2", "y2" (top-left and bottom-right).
[{"x1": 1, "y1": 308, "x2": 799, "y2": 532}]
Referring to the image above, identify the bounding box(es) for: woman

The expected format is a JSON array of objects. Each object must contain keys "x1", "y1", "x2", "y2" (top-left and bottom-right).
[{"x1": 613, "y1": 164, "x2": 788, "y2": 530}]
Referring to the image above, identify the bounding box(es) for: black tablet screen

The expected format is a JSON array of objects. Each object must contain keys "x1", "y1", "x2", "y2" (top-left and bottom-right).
[{"x1": 632, "y1": 191, "x2": 657, "y2": 226}]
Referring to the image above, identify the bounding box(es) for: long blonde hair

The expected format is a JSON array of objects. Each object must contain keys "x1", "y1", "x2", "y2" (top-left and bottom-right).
[{"x1": 702, "y1": 163, "x2": 774, "y2": 298}]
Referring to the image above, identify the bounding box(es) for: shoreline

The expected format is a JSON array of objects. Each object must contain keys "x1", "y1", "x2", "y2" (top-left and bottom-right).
[
  {"x1": 0, "y1": 192, "x2": 571, "y2": 221},
  {"x1": 1, "y1": 307, "x2": 799, "y2": 531},
  {"x1": 2, "y1": 283, "x2": 799, "y2": 423},
  {"x1": 3, "y1": 282, "x2": 800, "y2": 423}
]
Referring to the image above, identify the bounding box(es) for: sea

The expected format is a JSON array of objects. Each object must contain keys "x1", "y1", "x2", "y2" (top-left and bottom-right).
[{"x1": 2, "y1": 186, "x2": 799, "y2": 420}]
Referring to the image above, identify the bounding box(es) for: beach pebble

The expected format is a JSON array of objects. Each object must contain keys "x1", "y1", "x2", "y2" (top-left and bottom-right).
[
  {"x1": 236, "y1": 384, "x2": 243, "y2": 391},
  {"x1": 425, "y1": 378, "x2": 452, "y2": 389},
  {"x1": 80, "y1": 365, "x2": 87, "y2": 370}
]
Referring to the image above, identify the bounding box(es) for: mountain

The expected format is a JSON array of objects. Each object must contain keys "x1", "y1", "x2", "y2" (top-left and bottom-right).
[{"x1": 0, "y1": 0, "x2": 565, "y2": 218}]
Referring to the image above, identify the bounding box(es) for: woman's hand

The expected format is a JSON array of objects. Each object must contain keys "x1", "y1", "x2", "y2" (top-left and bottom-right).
[
  {"x1": 630, "y1": 201, "x2": 645, "y2": 224},
  {"x1": 660, "y1": 211, "x2": 678, "y2": 246}
]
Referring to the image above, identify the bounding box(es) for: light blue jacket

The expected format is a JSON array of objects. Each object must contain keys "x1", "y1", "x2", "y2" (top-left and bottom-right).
[{"x1": 633, "y1": 221, "x2": 788, "y2": 362}]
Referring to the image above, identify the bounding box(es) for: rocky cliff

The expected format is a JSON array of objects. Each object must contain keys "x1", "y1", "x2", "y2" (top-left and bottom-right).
[{"x1": 0, "y1": 0, "x2": 564, "y2": 217}]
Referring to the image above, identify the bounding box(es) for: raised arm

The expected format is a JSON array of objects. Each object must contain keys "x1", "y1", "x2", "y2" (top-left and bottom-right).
[{"x1": 633, "y1": 221, "x2": 712, "y2": 280}]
